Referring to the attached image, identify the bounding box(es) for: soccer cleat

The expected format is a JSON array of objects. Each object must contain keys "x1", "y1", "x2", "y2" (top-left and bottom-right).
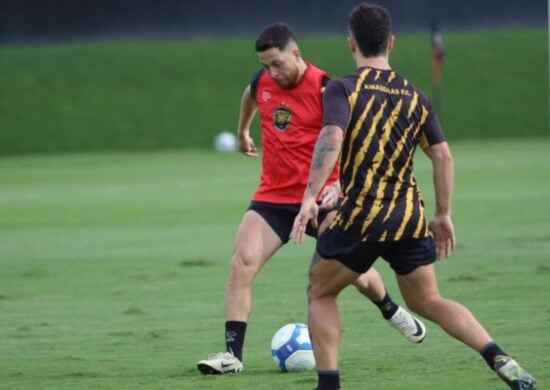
[
  {"x1": 494, "y1": 355, "x2": 537, "y2": 390},
  {"x1": 197, "y1": 352, "x2": 243, "y2": 375},
  {"x1": 387, "y1": 306, "x2": 426, "y2": 343}
]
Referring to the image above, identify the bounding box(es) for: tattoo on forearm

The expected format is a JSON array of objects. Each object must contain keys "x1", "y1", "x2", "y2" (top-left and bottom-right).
[{"x1": 312, "y1": 127, "x2": 339, "y2": 170}]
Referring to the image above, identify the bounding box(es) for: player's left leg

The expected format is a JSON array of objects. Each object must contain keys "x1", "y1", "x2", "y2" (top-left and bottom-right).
[{"x1": 316, "y1": 211, "x2": 426, "y2": 343}]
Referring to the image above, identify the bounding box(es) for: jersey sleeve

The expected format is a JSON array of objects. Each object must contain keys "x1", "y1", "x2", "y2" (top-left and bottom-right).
[
  {"x1": 322, "y1": 79, "x2": 350, "y2": 130},
  {"x1": 422, "y1": 110, "x2": 446, "y2": 144},
  {"x1": 249, "y1": 69, "x2": 264, "y2": 101},
  {"x1": 418, "y1": 94, "x2": 446, "y2": 149}
]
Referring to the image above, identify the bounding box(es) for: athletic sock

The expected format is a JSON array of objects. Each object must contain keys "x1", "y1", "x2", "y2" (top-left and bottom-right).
[
  {"x1": 480, "y1": 342, "x2": 507, "y2": 370},
  {"x1": 317, "y1": 370, "x2": 340, "y2": 390},
  {"x1": 373, "y1": 290, "x2": 399, "y2": 320},
  {"x1": 225, "y1": 321, "x2": 247, "y2": 362}
]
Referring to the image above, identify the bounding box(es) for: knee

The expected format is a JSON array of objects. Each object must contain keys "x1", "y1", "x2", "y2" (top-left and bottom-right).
[
  {"x1": 352, "y1": 273, "x2": 370, "y2": 293},
  {"x1": 308, "y1": 281, "x2": 336, "y2": 302},
  {"x1": 228, "y1": 247, "x2": 260, "y2": 283}
]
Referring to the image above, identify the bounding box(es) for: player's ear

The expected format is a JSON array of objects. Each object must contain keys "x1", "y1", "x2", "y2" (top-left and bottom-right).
[
  {"x1": 347, "y1": 35, "x2": 356, "y2": 54},
  {"x1": 387, "y1": 35, "x2": 395, "y2": 54},
  {"x1": 292, "y1": 48, "x2": 301, "y2": 62}
]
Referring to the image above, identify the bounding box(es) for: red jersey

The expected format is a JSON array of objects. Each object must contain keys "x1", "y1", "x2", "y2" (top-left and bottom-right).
[{"x1": 250, "y1": 64, "x2": 340, "y2": 204}]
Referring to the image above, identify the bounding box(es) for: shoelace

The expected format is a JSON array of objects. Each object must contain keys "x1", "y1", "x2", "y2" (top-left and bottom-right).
[
  {"x1": 207, "y1": 352, "x2": 234, "y2": 360},
  {"x1": 392, "y1": 312, "x2": 416, "y2": 334}
]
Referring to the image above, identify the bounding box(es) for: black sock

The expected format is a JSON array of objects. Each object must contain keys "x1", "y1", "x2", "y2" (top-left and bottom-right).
[
  {"x1": 373, "y1": 290, "x2": 399, "y2": 320},
  {"x1": 318, "y1": 370, "x2": 340, "y2": 390},
  {"x1": 480, "y1": 342, "x2": 507, "y2": 370},
  {"x1": 225, "y1": 321, "x2": 246, "y2": 362}
]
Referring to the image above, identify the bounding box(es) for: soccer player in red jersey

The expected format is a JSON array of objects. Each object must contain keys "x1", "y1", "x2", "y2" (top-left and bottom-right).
[
  {"x1": 291, "y1": 3, "x2": 537, "y2": 389},
  {"x1": 197, "y1": 23, "x2": 426, "y2": 375}
]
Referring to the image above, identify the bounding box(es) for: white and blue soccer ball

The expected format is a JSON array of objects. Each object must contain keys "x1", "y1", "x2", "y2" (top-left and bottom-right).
[
  {"x1": 270, "y1": 323, "x2": 316, "y2": 372},
  {"x1": 214, "y1": 131, "x2": 237, "y2": 153}
]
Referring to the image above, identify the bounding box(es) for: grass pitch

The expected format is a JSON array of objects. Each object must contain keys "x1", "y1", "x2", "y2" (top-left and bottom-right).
[
  {"x1": 0, "y1": 28, "x2": 547, "y2": 154},
  {"x1": 1, "y1": 138, "x2": 549, "y2": 389}
]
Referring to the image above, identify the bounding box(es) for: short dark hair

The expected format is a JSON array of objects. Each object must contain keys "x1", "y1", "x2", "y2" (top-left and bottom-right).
[
  {"x1": 348, "y1": 3, "x2": 391, "y2": 57},
  {"x1": 255, "y1": 23, "x2": 298, "y2": 52}
]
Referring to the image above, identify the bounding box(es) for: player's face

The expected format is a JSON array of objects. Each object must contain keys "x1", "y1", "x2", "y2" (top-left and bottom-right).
[{"x1": 258, "y1": 47, "x2": 301, "y2": 89}]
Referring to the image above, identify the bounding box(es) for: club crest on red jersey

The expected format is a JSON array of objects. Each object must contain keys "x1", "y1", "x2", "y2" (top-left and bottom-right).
[{"x1": 273, "y1": 106, "x2": 292, "y2": 131}]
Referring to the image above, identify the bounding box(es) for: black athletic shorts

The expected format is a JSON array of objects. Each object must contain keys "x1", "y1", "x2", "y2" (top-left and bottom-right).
[
  {"x1": 316, "y1": 228, "x2": 437, "y2": 275},
  {"x1": 248, "y1": 201, "x2": 338, "y2": 244}
]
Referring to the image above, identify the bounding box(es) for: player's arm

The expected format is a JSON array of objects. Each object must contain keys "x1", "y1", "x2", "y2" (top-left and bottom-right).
[
  {"x1": 317, "y1": 74, "x2": 341, "y2": 210},
  {"x1": 306, "y1": 125, "x2": 344, "y2": 202},
  {"x1": 291, "y1": 79, "x2": 349, "y2": 244},
  {"x1": 291, "y1": 125, "x2": 344, "y2": 243},
  {"x1": 424, "y1": 142, "x2": 454, "y2": 218},
  {"x1": 237, "y1": 85, "x2": 259, "y2": 157},
  {"x1": 420, "y1": 108, "x2": 456, "y2": 259}
]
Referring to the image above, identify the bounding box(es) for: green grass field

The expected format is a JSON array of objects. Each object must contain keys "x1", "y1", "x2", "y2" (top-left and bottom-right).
[
  {"x1": 0, "y1": 28, "x2": 547, "y2": 154},
  {"x1": 1, "y1": 138, "x2": 549, "y2": 389}
]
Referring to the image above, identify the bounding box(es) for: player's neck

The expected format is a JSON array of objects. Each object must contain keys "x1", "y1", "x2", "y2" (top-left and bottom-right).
[
  {"x1": 295, "y1": 59, "x2": 309, "y2": 84},
  {"x1": 355, "y1": 55, "x2": 391, "y2": 71}
]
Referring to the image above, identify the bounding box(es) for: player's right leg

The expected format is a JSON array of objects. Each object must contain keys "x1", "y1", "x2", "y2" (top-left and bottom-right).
[
  {"x1": 197, "y1": 210, "x2": 283, "y2": 375},
  {"x1": 397, "y1": 263, "x2": 494, "y2": 349},
  {"x1": 309, "y1": 253, "x2": 360, "y2": 390}
]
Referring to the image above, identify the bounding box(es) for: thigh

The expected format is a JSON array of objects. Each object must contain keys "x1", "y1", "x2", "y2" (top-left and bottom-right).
[
  {"x1": 309, "y1": 255, "x2": 360, "y2": 299},
  {"x1": 395, "y1": 263, "x2": 441, "y2": 310},
  {"x1": 233, "y1": 210, "x2": 283, "y2": 270}
]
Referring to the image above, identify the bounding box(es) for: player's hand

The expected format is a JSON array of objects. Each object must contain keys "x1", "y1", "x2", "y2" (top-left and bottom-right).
[
  {"x1": 290, "y1": 198, "x2": 319, "y2": 244},
  {"x1": 238, "y1": 132, "x2": 258, "y2": 157},
  {"x1": 428, "y1": 213, "x2": 456, "y2": 260},
  {"x1": 319, "y1": 182, "x2": 340, "y2": 210}
]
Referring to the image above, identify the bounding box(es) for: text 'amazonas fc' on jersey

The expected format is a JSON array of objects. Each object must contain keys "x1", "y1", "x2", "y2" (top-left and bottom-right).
[{"x1": 323, "y1": 66, "x2": 446, "y2": 242}]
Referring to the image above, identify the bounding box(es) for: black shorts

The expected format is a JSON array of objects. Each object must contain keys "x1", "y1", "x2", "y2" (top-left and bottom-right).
[
  {"x1": 248, "y1": 201, "x2": 338, "y2": 244},
  {"x1": 316, "y1": 228, "x2": 436, "y2": 275}
]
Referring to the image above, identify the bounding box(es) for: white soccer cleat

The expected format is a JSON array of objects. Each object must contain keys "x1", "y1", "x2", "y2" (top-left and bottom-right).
[
  {"x1": 494, "y1": 355, "x2": 537, "y2": 389},
  {"x1": 387, "y1": 306, "x2": 426, "y2": 343},
  {"x1": 197, "y1": 352, "x2": 243, "y2": 375}
]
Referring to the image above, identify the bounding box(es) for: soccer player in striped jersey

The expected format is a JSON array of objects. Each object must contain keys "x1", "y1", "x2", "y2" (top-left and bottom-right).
[
  {"x1": 197, "y1": 22, "x2": 426, "y2": 376},
  {"x1": 291, "y1": 3, "x2": 537, "y2": 390}
]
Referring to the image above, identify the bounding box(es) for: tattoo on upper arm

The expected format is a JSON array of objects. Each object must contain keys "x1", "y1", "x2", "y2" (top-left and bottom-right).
[{"x1": 312, "y1": 126, "x2": 339, "y2": 170}]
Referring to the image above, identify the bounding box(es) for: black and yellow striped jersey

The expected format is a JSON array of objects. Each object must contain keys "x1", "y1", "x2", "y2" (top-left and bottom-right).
[{"x1": 322, "y1": 66, "x2": 446, "y2": 242}]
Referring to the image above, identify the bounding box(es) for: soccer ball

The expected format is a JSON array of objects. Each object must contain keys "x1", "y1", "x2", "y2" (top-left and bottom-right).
[
  {"x1": 270, "y1": 323, "x2": 316, "y2": 372},
  {"x1": 214, "y1": 131, "x2": 237, "y2": 153}
]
